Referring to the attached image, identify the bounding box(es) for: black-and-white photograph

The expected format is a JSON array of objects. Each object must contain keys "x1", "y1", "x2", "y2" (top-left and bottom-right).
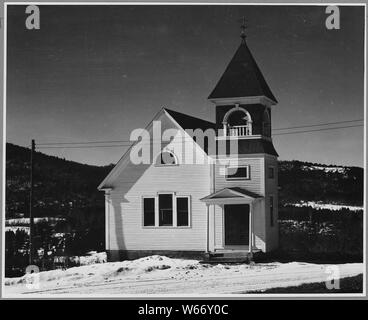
[{"x1": 1, "y1": 2, "x2": 366, "y2": 299}]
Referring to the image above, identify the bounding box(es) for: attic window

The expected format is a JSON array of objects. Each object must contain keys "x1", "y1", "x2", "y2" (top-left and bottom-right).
[{"x1": 156, "y1": 151, "x2": 177, "y2": 166}]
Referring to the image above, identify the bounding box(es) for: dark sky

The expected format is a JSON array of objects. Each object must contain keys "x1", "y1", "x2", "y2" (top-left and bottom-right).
[{"x1": 6, "y1": 5, "x2": 365, "y2": 167}]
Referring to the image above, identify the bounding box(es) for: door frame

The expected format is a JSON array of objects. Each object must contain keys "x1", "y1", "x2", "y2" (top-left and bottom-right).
[{"x1": 223, "y1": 203, "x2": 250, "y2": 247}]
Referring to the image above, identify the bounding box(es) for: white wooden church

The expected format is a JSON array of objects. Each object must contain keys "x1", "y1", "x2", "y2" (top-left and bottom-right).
[{"x1": 98, "y1": 30, "x2": 279, "y2": 262}]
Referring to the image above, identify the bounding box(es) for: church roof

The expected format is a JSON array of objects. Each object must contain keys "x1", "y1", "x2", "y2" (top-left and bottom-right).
[
  {"x1": 164, "y1": 108, "x2": 216, "y2": 131},
  {"x1": 208, "y1": 41, "x2": 277, "y2": 103},
  {"x1": 164, "y1": 108, "x2": 278, "y2": 157}
]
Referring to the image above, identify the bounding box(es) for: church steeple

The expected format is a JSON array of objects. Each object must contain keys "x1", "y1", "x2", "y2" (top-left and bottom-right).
[
  {"x1": 240, "y1": 16, "x2": 247, "y2": 42},
  {"x1": 208, "y1": 37, "x2": 277, "y2": 104},
  {"x1": 208, "y1": 26, "x2": 278, "y2": 157}
]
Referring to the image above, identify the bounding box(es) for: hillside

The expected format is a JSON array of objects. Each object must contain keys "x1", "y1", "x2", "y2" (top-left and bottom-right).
[
  {"x1": 6, "y1": 143, "x2": 113, "y2": 219},
  {"x1": 5, "y1": 143, "x2": 364, "y2": 219},
  {"x1": 278, "y1": 160, "x2": 363, "y2": 206}
]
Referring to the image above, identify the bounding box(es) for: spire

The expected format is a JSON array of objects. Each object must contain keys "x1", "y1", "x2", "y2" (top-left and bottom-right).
[
  {"x1": 240, "y1": 16, "x2": 247, "y2": 42},
  {"x1": 208, "y1": 28, "x2": 277, "y2": 103}
]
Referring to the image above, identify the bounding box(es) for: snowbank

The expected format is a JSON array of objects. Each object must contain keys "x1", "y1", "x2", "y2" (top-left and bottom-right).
[
  {"x1": 4, "y1": 255, "x2": 201, "y2": 287},
  {"x1": 286, "y1": 201, "x2": 362, "y2": 212},
  {"x1": 77, "y1": 252, "x2": 107, "y2": 265},
  {"x1": 3, "y1": 255, "x2": 364, "y2": 295}
]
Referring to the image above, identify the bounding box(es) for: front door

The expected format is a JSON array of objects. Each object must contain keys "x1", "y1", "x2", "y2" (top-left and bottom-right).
[{"x1": 224, "y1": 204, "x2": 249, "y2": 246}]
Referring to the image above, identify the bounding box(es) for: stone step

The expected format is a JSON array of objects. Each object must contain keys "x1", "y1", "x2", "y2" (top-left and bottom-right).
[
  {"x1": 200, "y1": 250, "x2": 263, "y2": 264},
  {"x1": 200, "y1": 257, "x2": 250, "y2": 264},
  {"x1": 200, "y1": 252, "x2": 253, "y2": 264},
  {"x1": 211, "y1": 252, "x2": 250, "y2": 258}
]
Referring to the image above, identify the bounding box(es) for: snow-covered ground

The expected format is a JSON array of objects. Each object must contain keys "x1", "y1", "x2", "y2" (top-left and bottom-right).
[
  {"x1": 6, "y1": 217, "x2": 65, "y2": 226},
  {"x1": 286, "y1": 201, "x2": 363, "y2": 212},
  {"x1": 301, "y1": 165, "x2": 347, "y2": 173},
  {"x1": 5, "y1": 226, "x2": 30, "y2": 234},
  {"x1": 3, "y1": 255, "x2": 363, "y2": 296}
]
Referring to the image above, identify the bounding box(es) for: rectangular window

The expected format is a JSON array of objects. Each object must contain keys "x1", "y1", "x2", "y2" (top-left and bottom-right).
[
  {"x1": 159, "y1": 194, "x2": 173, "y2": 226},
  {"x1": 270, "y1": 195, "x2": 274, "y2": 227},
  {"x1": 268, "y1": 166, "x2": 275, "y2": 179},
  {"x1": 176, "y1": 197, "x2": 189, "y2": 227},
  {"x1": 225, "y1": 165, "x2": 250, "y2": 180},
  {"x1": 143, "y1": 198, "x2": 155, "y2": 226},
  {"x1": 143, "y1": 194, "x2": 190, "y2": 228}
]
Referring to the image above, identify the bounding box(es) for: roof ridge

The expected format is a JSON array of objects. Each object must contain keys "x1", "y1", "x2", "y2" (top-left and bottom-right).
[{"x1": 163, "y1": 108, "x2": 216, "y2": 126}]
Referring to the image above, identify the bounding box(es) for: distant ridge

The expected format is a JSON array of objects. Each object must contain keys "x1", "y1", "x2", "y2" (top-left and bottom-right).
[{"x1": 5, "y1": 143, "x2": 363, "y2": 219}]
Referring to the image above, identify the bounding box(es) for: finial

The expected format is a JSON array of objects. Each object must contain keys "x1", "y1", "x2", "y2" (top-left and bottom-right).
[{"x1": 239, "y1": 16, "x2": 247, "y2": 41}]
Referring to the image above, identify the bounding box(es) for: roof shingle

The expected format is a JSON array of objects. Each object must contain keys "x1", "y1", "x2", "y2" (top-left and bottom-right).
[
  {"x1": 208, "y1": 41, "x2": 277, "y2": 103},
  {"x1": 164, "y1": 108, "x2": 216, "y2": 131}
]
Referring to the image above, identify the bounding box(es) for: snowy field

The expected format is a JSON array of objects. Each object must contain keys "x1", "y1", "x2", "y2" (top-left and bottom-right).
[
  {"x1": 286, "y1": 201, "x2": 363, "y2": 212},
  {"x1": 301, "y1": 165, "x2": 347, "y2": 174},
  {"x1": 3, "y1": 255, "x2": 363, "y2": 296}
]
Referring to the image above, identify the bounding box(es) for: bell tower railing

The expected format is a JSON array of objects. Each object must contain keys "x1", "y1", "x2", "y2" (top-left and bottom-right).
[{"x1": 224, "y1": 124, "x2": 252, "y2": 137}]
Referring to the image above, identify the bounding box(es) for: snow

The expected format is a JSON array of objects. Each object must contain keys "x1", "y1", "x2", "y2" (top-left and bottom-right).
[
  {"x1": 6, "y1": 217, "x2": 65, "y2": 226},
  {"x1": 72, "y1": 252, "x2": 107, "y2": 266},
  {"x1": 51, "y1": 233, "x2": 65, "y2": 238},
  {"x1": 3, "y1": 255, "x2": 363, "y2": 296},
  {"x1": 286, "y1": 201, "x2": 363, "y2": 212},
  {"x1": 5, "y1": 226, "x2": 30, "y2": 234},
  {"x1": 301, "y1": 165, "x2": 346, "y2": 173}
]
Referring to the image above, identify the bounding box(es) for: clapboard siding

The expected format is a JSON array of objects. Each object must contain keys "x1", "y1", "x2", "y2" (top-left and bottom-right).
[
  {"x1": 253, "y1": 199, "x2": 266, "y2": 251},
  {"x1": 108, "y1": 162, "x2": 210, "y2": 251},
  {"x1": 264, "y1": 156, "x2": 279, "y2": 251},
  {"x1": 214, "y1": 157, "x2": 265, "y2": 196},
  {"x1": 106, "y1": 112, "x2": 211, "y2": 252},
  {"x1": 213, "y1": 156, "x2": 267, "y2": 251}
]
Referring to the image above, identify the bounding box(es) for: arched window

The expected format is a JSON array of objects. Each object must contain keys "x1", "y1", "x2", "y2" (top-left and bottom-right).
[
  {"x1": 262, "y1": 109, "x2": 271, "y2": 137},
  {"x1": 222, "y1": 106, "x2": 252, "y2": 137},
  {"x1": 155, "y1": 151, "x2": 178, "y2": 166}
]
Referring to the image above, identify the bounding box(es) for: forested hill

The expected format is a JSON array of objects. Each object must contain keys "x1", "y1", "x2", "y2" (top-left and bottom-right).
[
  {"x1": 278, "y1": 160, "x2": 363, "y2": 206},
  {"x1": 6, "y1": 143, "x2": 113, "y2": 218},
  {"x1": 5, "y1": 143, "x2": 364, "y2": 219}
]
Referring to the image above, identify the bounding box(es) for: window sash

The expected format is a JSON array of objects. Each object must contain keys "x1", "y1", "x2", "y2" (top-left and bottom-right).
[
  {"x1": 156, "y1": 151, "x2": 177, "y2": 166},
  {"x1": 270, "y1": 196, "x2": 274, "y2": 227},
  {"x1": 268, "y1": 167, "x2": 275, "y2": 179},
  {"x1": 143, "y1": 194, "x2": 190, "y2": 228},
  {"x1": 225, "y1": 165, "x2": 250, "y2": 180},
  {"x1": 158, "y1": 194, "x2": 173, "y2": 226},
  {"x1": 143, "y1": 198, "x2": 155, "y2": 226},
  {"x1": 176, "y1": 197, "x2": 189, "y2": 227}
]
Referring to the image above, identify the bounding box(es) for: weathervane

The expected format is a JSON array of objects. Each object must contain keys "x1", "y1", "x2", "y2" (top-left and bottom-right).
[{"x1": 239, "y1": 16, "x2": 248, "y2": 41}]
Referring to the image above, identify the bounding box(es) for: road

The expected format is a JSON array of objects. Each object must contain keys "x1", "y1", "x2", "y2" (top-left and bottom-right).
[{"x1": 4, "y1": 262, "x2": 363, "y2": 296}]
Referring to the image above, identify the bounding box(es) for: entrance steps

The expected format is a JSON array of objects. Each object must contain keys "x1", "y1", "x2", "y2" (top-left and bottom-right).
[{"x1": 200, "y1": 249, "x2": 262, "y2": 264}]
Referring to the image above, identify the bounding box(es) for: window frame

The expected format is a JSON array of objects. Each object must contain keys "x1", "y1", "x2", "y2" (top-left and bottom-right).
[
  {"x1": 158, "y1": 193, "x2": 174, "y2": 227},
  {"x1": 268, "y1": 166, "x2": 275, "y2": 179},
  {"x1": 176, "y1": 196, "x2": 191, "y2": 227},
  {"x1": 141, "y1": 194, "x2": 191, "y2": 229},
  {"x1": 270, "y1": 195, "x2": 274, "y2": 227},
  {"x1": 142, "y1": 197, "x2": 156, "y2": 227},
  {"x1": 154, "y1": 151, "x2": 179, "y2": 167},
  {"x1": 225, "y1": 165, "x2": 250, "y2": 181}
]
